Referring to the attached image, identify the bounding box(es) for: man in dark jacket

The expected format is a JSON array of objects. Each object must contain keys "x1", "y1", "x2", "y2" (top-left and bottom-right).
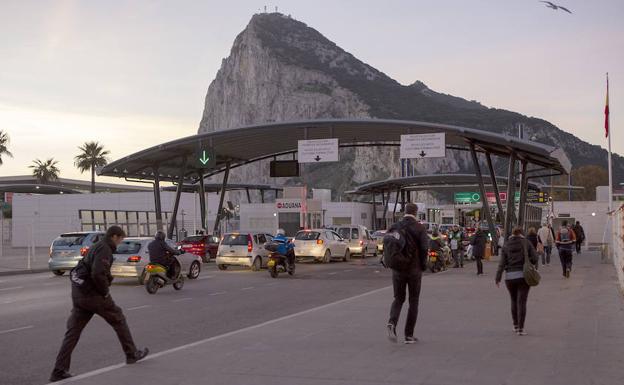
[
  {"x1": 470, "y1": 226, "x2": 487, "y2": 276},
  {"x1": 50, "y1": 226, "x2": 148, "y2": 382},
  {"x1": 572, "y1": 221, "x2": 585, "y2": 255},
  {"x1": 148, "y1": 230, "x2": 181, "y2": 278},
  {"x1": 387, "y1": 203, "x2": 429, "y2": 344}
]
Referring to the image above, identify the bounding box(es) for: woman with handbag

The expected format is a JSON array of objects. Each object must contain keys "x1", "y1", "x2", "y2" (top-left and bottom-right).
[{"x1": 495, "y1": 227, "x2": 539, "y2": 336}]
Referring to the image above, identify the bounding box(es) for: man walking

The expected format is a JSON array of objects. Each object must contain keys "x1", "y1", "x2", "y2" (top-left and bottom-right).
[
  {"x1": 449, "y1": 225, "x2": 464, "y2": 268},
  {"x1": 537, "y1": 222, "x2": 554, "y2": 266},
  {"x1": 556, "y1": 220, "x2": 577, "y2": 279},
  {"x1": 386, "y1": 203, "x2": 429, "y2": 344},
  {"x1": 50, "y1": 226, "x2": 149, "y2": 382},
  {"x1": 470, "y1": 225, "x2": 487, "y2": 276},
  {"x1": 572, "y1": 221, "x2": 585, "y2": 255}
]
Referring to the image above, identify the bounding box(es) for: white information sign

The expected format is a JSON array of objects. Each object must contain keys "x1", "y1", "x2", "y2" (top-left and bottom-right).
[
  {"x1": 400, "y1": 133, "x2": 446, "y2": 159},
  {"x1": 297, "y1": 138, "x2": 339, "y2": 163}
]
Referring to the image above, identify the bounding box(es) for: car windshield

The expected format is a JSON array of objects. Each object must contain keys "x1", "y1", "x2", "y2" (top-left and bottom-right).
[
  {"x1": 183, "y1": 236, "x2": 204, "y2": 243},
  {"x1": 295, "y1": 231, "x2": 320, "y2": 241},
  {"x1": 116, "y1": 241, "x2": 142, "y2": 254},
  {"x1": 53, "y1": 234, "x2": 88, "y2": 247},
  {"x1": 222, "y1": 234, "x2": 248, "y2": 246},
  {"x1": 336, "y1": 228, "x2": 351, "y2": 239}
]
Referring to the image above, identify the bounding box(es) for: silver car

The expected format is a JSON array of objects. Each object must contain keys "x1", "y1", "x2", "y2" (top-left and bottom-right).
[
  {"x1": 216, "y1": 232, "x2": 274, "y2": 271},
  {"x1": 293, "y1": 229, "x2": 350, "y2": 263},
  {"x1": 110, "y1": 237, "x2": 202, "y2": 284},
  {"x1": 48, "y1": 231, "x2": 105, "y2": 276},
  {"x1": 335, "y1": 225, "x2": 377, "y2": 257}
]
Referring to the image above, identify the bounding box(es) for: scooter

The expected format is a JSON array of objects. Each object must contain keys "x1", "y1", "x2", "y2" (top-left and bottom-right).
[
  {"x1": 267, "y1": 251, "x2": 295, "y2": 278},
  {"x1": 144, "y1": 254, "x2": 185, "y2": 294},
  {"x1": 428, "y1": 250, "x2": 445, "y2": 273}
]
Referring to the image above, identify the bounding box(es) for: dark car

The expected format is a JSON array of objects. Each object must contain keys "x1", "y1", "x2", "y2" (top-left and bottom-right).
[{"x1": 178, "y1": 235, "x2": 220, "y2": 263}]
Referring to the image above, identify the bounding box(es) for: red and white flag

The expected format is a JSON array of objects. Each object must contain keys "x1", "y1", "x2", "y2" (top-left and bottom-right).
[{"x1": 605, "y1": 74, "x2": 610, "y2": 138}]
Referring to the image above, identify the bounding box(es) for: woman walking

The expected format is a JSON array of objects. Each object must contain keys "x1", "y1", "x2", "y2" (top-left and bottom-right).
[
  {"x1": 470, "y1": 226, "x2": 487, "y2": 276},
  {"x1": 495, "y1": 227, "x2": 538, "y2": 336}
]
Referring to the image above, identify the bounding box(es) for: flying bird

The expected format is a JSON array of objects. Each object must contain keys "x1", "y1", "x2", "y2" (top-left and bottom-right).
[{"x1": 540, "y1": 1, "x2": 573, "y2": 14}]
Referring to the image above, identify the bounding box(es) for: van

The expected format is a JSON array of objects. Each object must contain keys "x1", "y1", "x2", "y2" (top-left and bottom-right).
[{"x1": 334, "y1": 225, "x2": 377, "y2": 257}]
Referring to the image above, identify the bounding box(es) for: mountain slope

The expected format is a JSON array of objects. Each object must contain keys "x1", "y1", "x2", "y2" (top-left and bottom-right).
[{"x1": 198, "y1": 13, "x2": 622, "y2": 196}]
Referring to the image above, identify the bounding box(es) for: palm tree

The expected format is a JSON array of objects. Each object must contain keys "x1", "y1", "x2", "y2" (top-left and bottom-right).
[
  {"x1": 74, "y1": 141, "x2": 110, "y2": 193},
  {"x1": 30, "y1": 158, "x2": 60, "y2": 184},
  {"x1": 0, "y1": 130, "x2": 13, "y2": 165}
]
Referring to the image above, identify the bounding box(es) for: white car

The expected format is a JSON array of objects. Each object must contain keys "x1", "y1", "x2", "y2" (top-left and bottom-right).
[
  {"x1": 110, "y1": 237, "x2": 203, "y2": 284},
  {"x1": 293, "y1": 229, "x2": 350, "y2": 263},
  {"x1": 335, "y1": 225, "x2": 377, "y2": 257},
  {"x1": 215, "y1": 232, "x2": 274, "y2": 271}
]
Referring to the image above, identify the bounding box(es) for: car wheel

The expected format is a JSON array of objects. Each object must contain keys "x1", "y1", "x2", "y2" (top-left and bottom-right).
[
  {"x1": 52, "y1": 270, "x2": 65, "y2": 276},
  {"x1": 188, "y1": 261, "x2": 201, "y2": 279},
  {"x1": 251, "y1": 257, "x2": 262, "y2": 271},
  {"x1": 343, "y1": 249, "x2": 351, "y2": 262},
  {"x1": 218, "y1": 264, "x2": 228, "y2": 271},
  {"x1": 372, "y1": 247, "x2": 378, "y2": 258},
  {"x1": 323, "y1": 250, "x2": 331, "y2": 263}
]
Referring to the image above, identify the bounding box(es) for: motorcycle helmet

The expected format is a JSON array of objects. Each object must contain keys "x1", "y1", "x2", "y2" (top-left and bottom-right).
[
  {"x1": 276, "y1": 228, "x2": 286, "y2": 236},
  {"x1": 155, "y1": 230, "x2": 166, "y2": 241}
]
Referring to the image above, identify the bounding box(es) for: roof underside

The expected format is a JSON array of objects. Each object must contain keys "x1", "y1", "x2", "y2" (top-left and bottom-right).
[
  {"x1": 0, "y1": 184, "x2": 82, "y2": 194},
  {"x1": 99, "y1": 119, "x2": 572, "y2": 183}
]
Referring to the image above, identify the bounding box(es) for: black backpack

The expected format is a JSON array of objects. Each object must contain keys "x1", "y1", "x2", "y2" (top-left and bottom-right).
[{"x1": 382, "y1": 221, "x2": 413, "y2": 271}]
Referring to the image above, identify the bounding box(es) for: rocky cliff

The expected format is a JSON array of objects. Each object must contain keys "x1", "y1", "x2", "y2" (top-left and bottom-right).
[{"x1": 199, "y1": 13, "x2": 623, "y2": 199}]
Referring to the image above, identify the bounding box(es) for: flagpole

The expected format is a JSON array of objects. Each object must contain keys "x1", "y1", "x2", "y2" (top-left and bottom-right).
[{"x1": 607, "y1": 73, "x2": 613, "y2": 212}]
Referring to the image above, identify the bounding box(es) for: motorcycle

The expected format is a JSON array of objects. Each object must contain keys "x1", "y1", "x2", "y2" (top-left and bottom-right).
[
  {"x1": 428, "y1": 250, "x2": 445, "y2": 273},
  {"x1": 144, "y1": 253, "x2": 185, "y2": 294},
  {"x1": 267, "y1": 251, "x2": 295, "y2": 278}
]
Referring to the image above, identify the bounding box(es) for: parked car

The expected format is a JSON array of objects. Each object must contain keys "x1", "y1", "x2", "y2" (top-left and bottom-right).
[
  {"x1": 215, "y1": 232, "x2": 274, "y2": 271},
  {"x1": 371, "y1": 230, "x2": 387, "y2": 253},
  {"x1": 178, "y1": 234, "x2": 220, "y2": 263},
  {"x1": 293, "y1": 229, "x2": 349, "y2": 263},
  {"x1": 48, "y1": 231, "x2": 105, "y2": 276},
  {"x1": 110, "y1": 237, "x2": 202, "y2": 284},
  {"x1": 334, "y1": 225, "x2": 377, "y2": 257}
]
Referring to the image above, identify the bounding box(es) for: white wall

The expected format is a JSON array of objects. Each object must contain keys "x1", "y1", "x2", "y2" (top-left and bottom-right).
[
  {"x1": 613, "y1": 207, "x2": 624, "y2": 294},
  {"x1": 322, "y1": 202, "x2": 372, "y2": 228},
  {"x1": 12, "y1": 191, "x2": 221, "y2": 247},
  {"x1": 553, "y1": 201, "x2": 610, "y2": 245},
  {"x1": 239, "y1": 204, "x2": 279, "y2": 233}
]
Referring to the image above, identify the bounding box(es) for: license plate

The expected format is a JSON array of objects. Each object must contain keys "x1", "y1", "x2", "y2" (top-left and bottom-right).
[
  {"x1": 430, "y1": 257, "x2": 437, "y2": 262},
  {"x1": 182, "y1": 244, "x2": 192, "y2": 248},
  {"x1": 267, "y1": 260, "x2": 276, "y2": 267}
]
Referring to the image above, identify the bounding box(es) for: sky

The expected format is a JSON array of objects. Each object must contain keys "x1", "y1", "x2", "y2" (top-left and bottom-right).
[{"x1": 0, "y1": 0, "x2": 622, "y2": 183}]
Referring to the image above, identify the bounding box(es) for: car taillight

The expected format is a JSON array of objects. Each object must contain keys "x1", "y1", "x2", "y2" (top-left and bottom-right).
[
  {"x1": 359, "y1": 240, "x2": 364, "y2": 246},
  {"x1": 247, "y1": 234, "x2": 253, "y2": 252},
  {"x1": 127, "y1": 255, "x2": 141, "y2": 263},
  {"x1": 80, "y1": 247, "x2": 89, "y2": 257},
  {"x1": 317, "y1": 239, "x2": 324, "y2": 245}
]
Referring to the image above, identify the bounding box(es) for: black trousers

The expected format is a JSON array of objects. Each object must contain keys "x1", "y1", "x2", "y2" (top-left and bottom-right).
[
  {"x1": 575, "y1": 240, "x2": 582, "y2": 254},
  {"x1": 53, "y1": 295, "x2": 137, "y2": 374},
  {"x1": 388, "y1": 269, "x2": 422, "y2": 338},
  {"x1": 505, "y1": 278, "x2": 530, "y2": 329},
  {"x1": 475, "y1": 256, "x2": 483, "y2": 275},
  {"x1": 559, "y1": 249, "x2": 573, "y2": 275}
]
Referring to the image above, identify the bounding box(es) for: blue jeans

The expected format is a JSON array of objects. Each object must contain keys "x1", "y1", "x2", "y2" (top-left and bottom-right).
[{"x1": 542, "y1": 246, "x2": 552, "y2": 265}]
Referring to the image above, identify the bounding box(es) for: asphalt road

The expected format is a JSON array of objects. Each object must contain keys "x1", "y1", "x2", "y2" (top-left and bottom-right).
[{"x1": 0, "y1": 259, "x2": 392, "y2": 385}]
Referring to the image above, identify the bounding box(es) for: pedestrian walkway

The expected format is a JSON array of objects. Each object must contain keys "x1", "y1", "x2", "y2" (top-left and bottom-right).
[
  {"x1": 56, "y1": 251, "x2": 624, "y2": 385},
  {"x1": 0, "y1": 247, "x2": 49, "y2": 274}
]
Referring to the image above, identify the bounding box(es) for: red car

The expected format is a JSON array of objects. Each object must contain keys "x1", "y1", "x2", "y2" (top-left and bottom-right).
[{"x1": 178, "y1": 235, "x2": 220, "y2": 263}]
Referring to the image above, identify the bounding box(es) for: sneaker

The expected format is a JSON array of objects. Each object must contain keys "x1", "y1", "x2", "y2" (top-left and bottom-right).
[
  {"x1": 387, "y1": 323, "x2": 397, "y2": 343},
  {"x1": 513, "y1": 326, "x2": 519, "y2": 333},
  {"x1": 127, "y1": 348, "x2": 149, "y2": 364},
  {"x1": 517, "y1": 330, "x2": 527, "y2": 336},
  {"x1": 404, "y1": 336, "x2": 418, "y2": 344},
  {"x1": 565, "y1": 269, "x2": 571, "y2": 278},
  {"x1": 49, "y1": 371, "x2": 73, "y2": 382}
]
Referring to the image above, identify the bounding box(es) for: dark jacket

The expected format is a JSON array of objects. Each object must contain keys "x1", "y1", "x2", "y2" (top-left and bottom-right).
[
  {"x1": 391, "y1": 215, "x2": 429, "y2": 271},
  {"x1": 527, "y1": 233, "x2": 538, "y2": 249},
  {"x1": 148, "y1": 238, "x2": 179, "y2": 266},
  {"x1": 428, "y1": 236, "x2": 443, "y2": 253},
  {"x1": 495, "y1": 235, "x2": 538, "y2": 283},
  {"x1": 572, "y1": 224, "x2": 585, "y2": 241},
  {"x1": 72, "y1": 238, "x2": 116, "y2": 297},
  {"x1": 470, "y1": 229, "x2": 487, "y2": 257}
]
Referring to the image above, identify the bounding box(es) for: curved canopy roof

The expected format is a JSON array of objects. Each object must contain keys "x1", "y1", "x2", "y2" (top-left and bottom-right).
[
  {"x1": 346, "y1": 174, "x2": 543, "y2": 195},
  {"x1": 0, "y1": 184, "x2": 82, "y2": 194},
  {"x1": 162, "y1": 183, "x2": 282, "y2": 193},
  {"x1": 99, "y1": 119, "x2": 571, "y2": 183}
]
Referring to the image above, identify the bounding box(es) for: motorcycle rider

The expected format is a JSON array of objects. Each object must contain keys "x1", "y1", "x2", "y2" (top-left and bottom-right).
[
  {"x1": 429, "y1": 229, "x2": 444, "y2": 270},
  {"x1": 148, "y1": 230, "x2": 181, "y2": 279},
  {"x1": 273, "y1": 229, "x2": 295, "y2": 271}
]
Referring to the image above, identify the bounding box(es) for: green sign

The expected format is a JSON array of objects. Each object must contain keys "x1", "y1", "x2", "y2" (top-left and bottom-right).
[
  {"x1": 194, "y1": 147, "x2": 216, "y2": 169},
  {"x1": 454, "y1": 192, "x2": 481, "y2": 204}
]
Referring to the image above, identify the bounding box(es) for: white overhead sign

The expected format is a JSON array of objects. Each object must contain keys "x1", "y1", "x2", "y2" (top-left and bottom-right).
[
  {"x1": 298, "y1": 139, "x2": 339, "y2": 163},
  {"x1": 400, "y1": 133, "x2": 446, "y2": 159}
]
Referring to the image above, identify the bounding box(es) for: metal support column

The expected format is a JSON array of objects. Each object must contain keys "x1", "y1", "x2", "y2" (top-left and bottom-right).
[
  {"x1": 392, "y1": 188, "x2": 400, "y2": 222},
  {"x1": 246, "y1": 188, "x2": 251, "y2": 203},
  {"x1": 517, "y1": 160, "x2": 529, "y2": 229},
  {"x1": 198, "y1": 173, "x2": 206, "y2": 232},
  {"x1": 213, "y1": 162, "x2": 231, "y2": 235},
  {"x1": 153, "y1": 167, "x2": 163, "y2": 232},
  {"x1": 381, "y1": 190, "x2": 390, "y2": 230},
  {"x1": 504, "y1": 153, "x2": 517, "y2": 239},
  {"x1": 485, "y1": 152, "x2": 504, "y2": 221},
  {"x1": 469, "y1": 143, "x2": 497, "y2": 245},
  {"x1": 371, "y1": 193, "x2": 377, "y2": 231},
  {"x1": 260, "y1": 189, "x2": 265, "y2": 203},
  {"x1": 167, "y1": 159, "x2": 187, "y2": 239}
]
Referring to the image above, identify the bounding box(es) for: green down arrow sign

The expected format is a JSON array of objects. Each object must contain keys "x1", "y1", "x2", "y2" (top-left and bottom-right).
[{"x1": 195, "y1": 147, "x2": 216, "y2": 168}]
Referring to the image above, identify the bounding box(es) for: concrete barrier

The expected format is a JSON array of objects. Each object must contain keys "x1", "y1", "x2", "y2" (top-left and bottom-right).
[{"x1": 612, "y1": 205, "x2": 624, "y2": 295}]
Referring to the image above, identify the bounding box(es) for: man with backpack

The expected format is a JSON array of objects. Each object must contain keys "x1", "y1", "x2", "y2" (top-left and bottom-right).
[
  {"x1": 572, "y1": 221, "x2": 585, "y2": 255},
  {"x1": 556, "y1": 220, "x2": 577, "y2": 278},
  {"x1": 383, "y1": 203, "x2": 429, "y2": 344},
  {"x1": 50, "y1": 226, "x2": 149, "y2": 382}
]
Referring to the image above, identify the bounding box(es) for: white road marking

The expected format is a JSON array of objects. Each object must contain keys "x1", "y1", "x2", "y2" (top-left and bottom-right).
[
  {"x1": 1, "y1": 299, "x2": 16, "y2": 304},
  {"x1": 209, "y1": 291, "x2": 226, "y2": 296},
  {"x1": 328, "y1": 272, "x2": 338, "y2": 275},
  {"x1": 343, "y1": 269, "x2": 352, "y2": 272},
  {"x1": 0, "y1": 325, "x2": 34, "y2": 335},
  {"x1": 0, "y1": 286, "x2": 23, "y2": 292},
  {"x1": 241, "y1": 287, "x2": 254, "y2": 291},
  {"x1": 172, "y1": 297, "x2": 193, "y2": 303},
  {"x1": 126, "y1": 305, "x2": 151, "y2": 311},
  {"x1": 49, "y1": 285, "x2": 392, "y2": 384},
  {"x1": 265, "y1": 282, "x2": 278, "y2": 286},
  {"x1": 197, "y1": 275, "x2": 214, "y2": 280},
  {"x1": 43, "y1": 282, "x2": 63, "y2": 286}
]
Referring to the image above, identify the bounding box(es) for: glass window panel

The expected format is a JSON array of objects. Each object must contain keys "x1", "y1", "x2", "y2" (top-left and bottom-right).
[
  {"x1": 138, "y1": 212, "x2": 148, "y2": 224},
  {"x1": 116, "y1": 211, "x2": 128, "y2": 224},
  {"x1": 148, "y1": 212, "x2": 157, "y2": 223},
  {"x1": 80, "y1": 210, "x2": 93, "y2": 224},
  {"x1": 105, "y1": 211, "x2": 116, "y2": 226},
  {"x1": 93, "y1": 211, "x2": 105, "y2": 223}
]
